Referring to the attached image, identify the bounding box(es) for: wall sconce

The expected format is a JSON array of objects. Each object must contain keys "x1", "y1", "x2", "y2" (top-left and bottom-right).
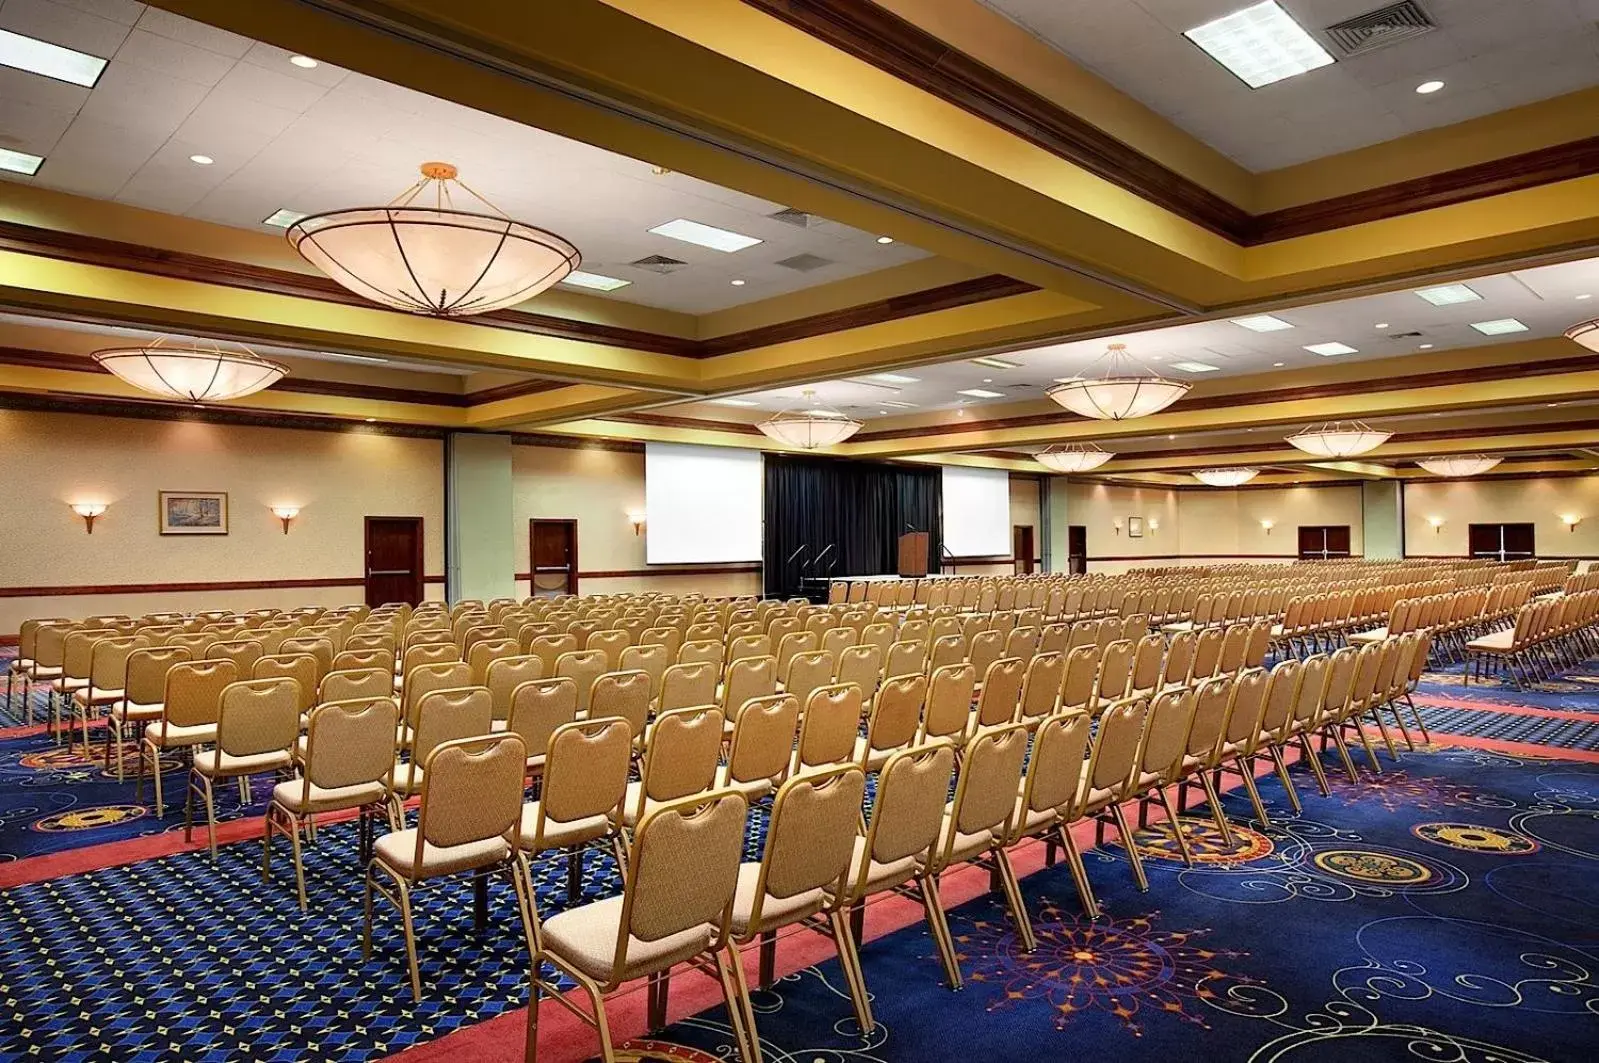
[
  {"x1": 1427, "y1": 515, "x2": 1445, "y2": 534},
  {"x1": 627, "y1": 511, "x2": 647, "y2": 536},
  {"x1": 70, "y1": 502, "x2": 107, "y2": 534},
  {"x1": 1562, "y1": 514, "x2": 1582, "y2": 533},
  {"x1": 1112, "y1": 518, "x2": 1123, "y2": 536},
  {"x1": 1147, "y1": 517, "x2": 1159, "y2": 536},
  {"x1": 1260, "y1": 518, "x2": 1275, "y2": 535},
  {"x1": 271, "y1": 506, "x2": 300, "y2": 534}
]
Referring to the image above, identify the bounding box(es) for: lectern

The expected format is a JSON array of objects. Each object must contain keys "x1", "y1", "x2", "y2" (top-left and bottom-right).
[{"x1": 897, "y1": 531, "x2": 929, "y2": 577}]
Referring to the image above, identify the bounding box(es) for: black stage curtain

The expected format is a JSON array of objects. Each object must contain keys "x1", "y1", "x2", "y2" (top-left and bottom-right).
[{"x1": 764, "y1": 453, "x2": 941, "y2": 598}]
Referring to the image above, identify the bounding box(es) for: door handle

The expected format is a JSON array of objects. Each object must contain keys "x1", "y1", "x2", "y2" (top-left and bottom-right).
[{"x1": 368, "y1": 569, "x2": 412, "y2": 576}]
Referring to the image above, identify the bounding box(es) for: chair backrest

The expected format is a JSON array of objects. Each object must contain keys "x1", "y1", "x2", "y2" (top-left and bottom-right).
[
  {"x1": 1059, "y1": 643, "x2": 1100, "y2": 712},
  {"x1": 1129, "y1": 634, "x2": 1164, "y2": 694},
  {"x1": 163, "y1": 659, "x2": 240, "y2": 729},
  {"x1": 862, "y1": 673, "x2": 925, "y2": 765},
  {"x1": 123, "y1": 645, "x2": 193, "y2": 704},
  {"x1": 1259, "y1": 658, "x2": 1301, "y2": 741},
  {"x1": 1138, "y1": 688, "x2": 1193, "y2": 783},
  {"x1": 835, "y1": 643, "x2": 883, "y2": 703},
  {"x1": 859, "y1": 743, "x2": 956, "y2": 884},
  {"x1": 590, "y1": 670, "x2": 653, "y2": 738},
  {"x1": 1083, "y1": 698, "x2": 1149, "y2": 799},
  {"x1": 216, "y1": 677, "x2": 302, "y2": 757},
  {"x1": 88, "y1": 635, "x2": 146, "y2": 691},
  {"x1": 1222, "y1": 667, "x2": 1269, "y2": 747},
  {"x1": 620, "y1": 642, "x2": 673, "y2": 698},
  {"x1": 252, "y1": 653, "x2": 320, "y2": 710},
  {"x1": 797, "y1": 683, "x2": 863, "y2": 769},
  {"x1": 1017, "y1": 651, "x2": 1064, "y2": 724},
  {"x1": 726, "y1": 693, "x2": 800, "y2": 788},
  {"x1": 1185, "y1": 676, "x2": 1233, "y2": 761},
  {"x1": 747, "y1": 767, "x2": 866, "y2": 927},
  {"x1": 1016, "y1": 711, "x2": 1091, "y2": 826},
  {"x1": 466, "y1": 639, "x2": 521, "y2": 685},
  {"x1": 883, "y1": 639, "x2": 926, "y2": 679},
  {"x1": 1192, "y1": 626, "x2": 1224, "y2": 679},
  {"x1": 974, "y1": 657, "x2": 1025, "y2": 728},
  {"x1": 537, "y1": 717, "x2": 632, "y2": 835},
  {"x1": 659, "y1": 661, "x2": 718, "y2": 713},
  {"x1": 923, "y1": 662, "x2": 976, "y2": 740},
  {"x1": 635, "y1": 706, "x2": 726, "y2": 818},
  {"x1": 784, "y1": 650, "x2": 836, "y2": 707},
  {"x1": 618, "y1": 790, "x2": 747, "y2": 965},
  {"x1": 1290, "y1": 654, "x2": 1330, "y2": 729},
  {"x1": 412, "y1": 733, "x2": 526, "y2": 864},
  {"x1": 320, "y1": 666, "x2": 392, "y2": 704},
  {"x1": 555, "y1": 650, "x2": 609, "y2": 713},
  {"x1": 204, "y1": 638, "x2": 264, "y2": 673},
  {"x1": 334, "y1": 647, "x2": 393, "y2": 672},
  {"x1": 303, "y1": 697, "x2": 398, "y2": 791},
  {"x1": 940, "y1": 723, "x2": 1028, "y2": 865},
  {"x1": 403, "y1": 660, "x2": 474, "y2": 725},
  {"x1": 967, "y1": 629, "x2": 1003, "y2": 678},
  {"x1": 1096, "y1": 638, "x2": 1135, "y2": 702},
  {"x1": 585, "y1": 629, "x2": 632, "y2": 671},
  {"x1": 409, "y1": 686, "x2": 495, "y2": 776},
  {"x1": 279, "y1": 637, "x2": 334, "y2": 678}
]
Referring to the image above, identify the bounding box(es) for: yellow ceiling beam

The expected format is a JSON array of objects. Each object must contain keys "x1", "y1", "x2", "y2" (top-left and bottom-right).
[{"x1": 466, "y1": 384, "x2": 663, "y2": 429}]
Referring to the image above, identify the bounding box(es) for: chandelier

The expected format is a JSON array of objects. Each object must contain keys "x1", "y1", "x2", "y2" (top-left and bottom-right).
[
  {"x1": 286, "y1": 162, "x2": 579, "y2": 316},
  {"x1": 1046, "y1": 343, "x2": 1191, "y2": 420},
  {"x1": 92, "y1": 338, "x2": 288, "y2": 402},
  {"x1": 757, "y1": 390, "x2": 863, "y2": 449},
  {"x1": 1566, "y1": 319, "x2": 1599, "y2": 352},
  {"x1": 1417, "y1": 454, "x2": 1502, "y2": 477},
  {"x1": 1035, "y1": 442, "x2": 1114, "y2": 473},
  {"x1": 1192, "y1": 467, "x2": 1260, "y2": 487},
  {"x1": 1285, "y1": 420, "x2": 1391, "y2": 458}
]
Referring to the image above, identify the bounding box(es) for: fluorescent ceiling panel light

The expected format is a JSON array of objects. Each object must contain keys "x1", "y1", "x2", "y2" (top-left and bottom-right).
[
  {"x1": 1414, "y1": 284, "x2": 1481, "y2": 306},
  {"x1": 710, "y1": 398, "x2": 760, "y2": 407},
  {"x1": 0, "y1": 148, "x2": 44, "y2": 176},
  {"x1": 560, "y1": 269, "x2": 631, "y2": 291},
  {"x1": 868, "y1": 373, "x2": 919, "y2": 384},
  {"x1": 1169, "y1": 360, "x2": 1221, "y2": 372},
  {"x1": 648, "y1": 218, "x2": 761, "y2": 252},
  {"x1": 883, "y1": 400, "x2": 917, "y2": 408},
  {"x1": 1304, "y1": 342, "x2": 1357, "y2": 356},
  {"x1": 1469, "y1": 318, "x2": 1528, "y2": 335},
  {"x1": 970, "y1": 356, "x2": 1022, "y2": 369},
  {"x1": 1182, "y1": 1, "x2": 1334, "y2": 89},
  {"x1": 957, "y1": 388, "x2": 1005, "y2": 398},
  {"x1": 0, "y1": 28, "x2": 107, "y2": 87},
  {"x1": 262, "y1": 208, "x2": 308, "y2": 228},
  {"x1": 1230, "y1": 314, "x2": 1294, "y2": 332}
]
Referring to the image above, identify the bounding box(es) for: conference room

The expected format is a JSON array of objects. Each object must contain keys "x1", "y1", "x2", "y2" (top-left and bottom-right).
[{"x1": 1, "y1": 2, "x2": 1597, "y2": 1062}]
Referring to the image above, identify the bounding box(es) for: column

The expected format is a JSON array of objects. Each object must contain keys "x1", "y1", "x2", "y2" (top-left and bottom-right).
[
  {"x1": 1362, "y1": 480, "x2": 1403, "y2": 559},
  {"x1": 1041, "y1": 475, "x2": 1071, "y2": 573},
  {"x1": 446, "y1": 432, "x2": 517, "y2": 602}
]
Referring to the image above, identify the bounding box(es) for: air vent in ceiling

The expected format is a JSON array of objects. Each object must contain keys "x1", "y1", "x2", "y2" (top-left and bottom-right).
[
  {"x1": 629, "y1": 255, "x2": 687, "y2": 274},
  {"x1": 769, "y1": 208, "x2": 820, "y2": 228},
  {"x1": 775, "y1": 253, "x2": 833, "y2": 272},
  {"x1": 1387, "y1": 330, "x2": 1425, "y2": 339},
  {"x1": 1324, "y1": 1, "x2": 1436, "y2": 57}
]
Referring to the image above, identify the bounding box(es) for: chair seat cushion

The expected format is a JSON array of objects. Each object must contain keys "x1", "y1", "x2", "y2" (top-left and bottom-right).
[
  {"x1": 143, "y1": 720, "x2": 216, "y2": 747},
  {"x1": 837, "y1": 834, "x2": 921, "y2": 898},
  {"x1": 1075, "y1": 778, "x2": 1120, "y2": 814},
  {"x1": 713, "y1": 765, "x2": 775, "y2": 803},
  {"x1": 374, "y1": 829, "x2": 510, "y2": 880},
  {"x1": 110, "y1": 700, "x2": 162, "y2": 723},
  {"x1": 193, "y1": 747, "x2": 293, "y2": 777},
  {"x1": 272, "y1": 777, "x2": 388, "y2": 814},
  {"x1": 937, "y1": 804, "x2": 996, "y2": 865},
  {"x1": 518, "y1": 802, "x2": 613, "y2": 851},
  {"x1": 543, "y1": 894, "x2": 715, "y2": 982},
  {"x1": 1468, "y1": 630, "x2": 1515, "y2": 652},
  {"x1": 729, "y1": 861, "x2": 826, "y2": 937},
  {"x1": 1010, "y1": 795, "x2": 1057, "y2": 838}
]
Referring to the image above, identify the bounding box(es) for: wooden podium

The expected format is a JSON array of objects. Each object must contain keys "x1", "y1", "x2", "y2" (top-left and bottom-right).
[{"x1": 897, "y1": 531, "x2": 929, "y2": 577}]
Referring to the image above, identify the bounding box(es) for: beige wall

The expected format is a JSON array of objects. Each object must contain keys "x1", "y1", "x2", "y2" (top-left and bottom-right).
[
  {"x1": 511, "y1": 443, "x2": 762, "y2": 598},
  {"x1": 0, "y1": 409, "x2": 444, "y2": 635},
  {"x1": 1403, "y1": 475, "x2": 1599, "y2": 560},
  {"x1": 1067, "y1": 482, "x2": 1182, "y2": 572}
]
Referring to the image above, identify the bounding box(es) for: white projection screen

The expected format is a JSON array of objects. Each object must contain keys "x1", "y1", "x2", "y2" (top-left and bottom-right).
[
  {"x1": 941, "y1": 465, "x2": 1011, "y2": 557},
  {"x1": 645, "y1": 442, "x2": 764, "y2": 564}
]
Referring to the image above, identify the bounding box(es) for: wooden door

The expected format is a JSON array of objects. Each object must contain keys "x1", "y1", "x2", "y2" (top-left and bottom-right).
[
  {"x1": 1325, "y1": 525, "x2": 1352, "y2": 556},
  {"x1": 1067, "y1": 525, "x2": 1087, "y2": 575},
  {"x1": 1013, "y1": 525, "x2": 1035, "y2": 575},
  {"x1": 1297, "y1": 525, "x2": 1352, "y2": 559},
  {"x1": 530, "y1": 519, "x2": 578, "y2": 597},
  {"x1": 364, "y1": 517, "x2": 423, "y2": 607},
  {"x1": 1470, "y1": 523, "x2": 1535, "y2": 561},
  {"x1": 1503, "y1": 523, "x2": 1535, "y2": 559},
  {"x1": 1296, "y1": 526, "x2": 1322, "y2": 559}
]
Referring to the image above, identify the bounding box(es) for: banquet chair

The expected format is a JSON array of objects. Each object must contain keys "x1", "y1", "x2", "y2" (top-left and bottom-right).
[
  {"x1": 622, "y1": 705, "x2": 723, "y2": 831},
  {"x1": 1007, "y1": 711, "x2": 1094, "y2": 913},
  {"x1": 657, "y1": 661, "x2": 717, "y2": 715},
  {"x1": 795, "y1": 684, "x2": 863, "y2": 775},
  {"x1": 519, "y1": 716, "x2": 632, "y2": 907},
  {"x1": 185, "y1": 677, "x2": 300, "y2": 858},
  {"x1": 855, "y1": 673, "x2": 924, "y2": 772},
  {"x1": 107, "y1": 645, "x2": 191, "y2": 780},
  {"x1": 1076, "y1": 698, "x2": 1152, "y2": 892},
  {"x1": 137, "y1": 658, "x2": 239, "y2": 817},
  {"x1": 970, "y1": 657, "x2": 1025, "y2": 734},
  {"x1": 388, "y1": 686, "x2": 494, "y2": 806},
  {"x1": 718, "y1": 693, "x2": 800, "y2": 804},
  {"x1": 555, "y1": 650, "x2": 609, "y2": 715},
  {"x1": 920, "y1": 663, "x2": 976, "y2": 742}
]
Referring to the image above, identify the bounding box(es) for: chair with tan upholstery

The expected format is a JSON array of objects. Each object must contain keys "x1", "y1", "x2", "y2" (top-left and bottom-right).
[
  {"x1": 555, "y1": 650, "x2": 609, "y2": 715},
  {"x1": 483, "y1": 655, "x2": 544, "y2": 723},
  {"x1": 585, "y1": 629, "x2": 633, "y2": 672},
  {"x1": 619, "y1": 643, "x2": 672, "y2": 700},
  {"x1": 399, "y1": 660, "x2": 473, "y2": 746},
  {"x1": 970, "y1": 657, "x2": 1025, "y2": 734},
  {"x1": 518, "y1": 716, "x2": 633, "y2": 907},
  {"x1": 106, "y1": 645, "x2": 191, "y2": 780},
  {"x1": 920, "y1": 662, "x2": 976, "y2": 742},
  {"x1": 1122, "y1": 687, "x2": 1197, "y2": 865},
  {"x1": 388, "y1": 686, "x2": 495, "y2": 804},
  {"x1": 1007, "y1": 711, "x2": 1095, "y2": 914},
  {"x1": 795, "y1": 683, "x2": 863, "y2": 774},
  {"x1": 588, "y1": 670, "x2": 653, "y2": 747},
  {"x1": 783, "y1": 650, "x2": 836, "y2": 709},
  {"x1": 526, "y1": 634, "x2": 578, "y2": 677},
  {"x1": 623, "y1": 705, "x2": 724, "y2": 829},
  {"x1": 278, "y1": 637, "x2": 334, "y2": 682},
  {"x1": 1015, "y1": 651, "x2": 1064, "y2": 729},
  {"x1": 366, "y1": 733, "x2": 538, "y2": 1001},
  {"x1": 205, "y1": 638, "x2": 265, "y2": 674},
  {"x1": 75, "y1": 634, "x2": 146, "y2": 756},
  {"x1": 525, "y1": 789, "x2": 754, "y2": 1063},
  {"x1": 467, "y1": 638, "x2": 522, "y2": 685},
  {"x1": 657, "y1": 661, "x2": 717, "y2": 715},
  {"x1": 1174, "y1": 677, "x2": 1238, "y2": 844},
  {"x1": 265, "y1": 696, "x2": 400, "y2": 910},
  {"x1": 855, "y1": 673, "x2": 924, "y2": 772},
  {"x1": 138, "y1": 659, "x2": 239, "y2": 817},
  {"x1": 717, "y1": 693, "x2": 800, "y2": 803},
  {"x1": 1213, "y1": 668, "x2": 1272, "y2": 826},
  {"x1": 321, "y1": 667, "x2": 395, "y2": 706},
  {"x1": 501, "y1": 676, "x2": 579, "y2": 779},
  {"x1": 185, "y1": 676, "x2": 300, "y2": 857},
  {"x1": 834, "y1": 643, "x2": 883, "y2": 707},
  {"x1": 1076, "y1": 697, "x2": 1152, "y2": 892}
]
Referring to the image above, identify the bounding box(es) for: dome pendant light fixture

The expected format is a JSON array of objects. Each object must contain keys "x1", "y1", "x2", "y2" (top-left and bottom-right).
[
  {"x1": 1046, "y1": 343, "x2": 1191, "y2": 420},
  {"x1": 1566, "y1": 319, "x2": 1599, "y2": 352},
  {"x1": 1035, "y1": 442, "x2": 1114, "y2": 473},
  {"x1": 757, "y1": 390, "x2": 863, "y2": 449},
  {"x1": 1417, "y1": 454, "x2": 1502, "y2": 478},
  {"x1": 286, "y1": 162, "x2": 580, "y2": 316},
  {"x1": 1285, "y1": 420, "x2": 1392, "y2": 458},
  {"x1": 1192, "y1": 467, "x2": 1260, "y2": 487},
  {"x1": 92, "y1": 337, "x2": 288, "y2": 402}
]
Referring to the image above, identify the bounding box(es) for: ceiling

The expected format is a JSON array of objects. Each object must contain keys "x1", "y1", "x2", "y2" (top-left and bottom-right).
[
  {"x1": 0, "y1": 0, "x2": 928, "y2": 315},
  {"x1": 673, "y1": 254, "x2": 1599, "y2": 419},
  {"x1": 978, "y1": 0, "x2": 1599, "y2": 171}
]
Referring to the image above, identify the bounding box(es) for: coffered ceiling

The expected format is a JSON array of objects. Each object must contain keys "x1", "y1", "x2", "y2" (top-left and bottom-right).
[{"x1": 978, "y1": 0, "x2": 1599, "y2": 171}]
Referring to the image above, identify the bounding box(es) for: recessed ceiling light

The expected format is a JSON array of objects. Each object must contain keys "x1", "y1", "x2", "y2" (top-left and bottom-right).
[
  {"x1": 1231, "y1": 314, "x2": 1294, "y2": 332},
  {"x1": 1182, "y1": 1, "x2": 1334, "y2": 89},
  {"x1": 289, "y1": 55, "x2": 319, "y2": 69},
  {"x1": 1303, "y1": 342, "x2": 1357, "y2": 356},
  {"x1": 0, "y1": 28, "x2": 107, "y2": 87},
  {"x1": 879, "y1": 410, "x2": 888, "y2": 415},
  {"x1": 0, "y1": 148, "x2": 44, "y2": 176},
  {"x1": 876, "y1": 236, "x2": 894, "y2": 244},
  {"x1": 982, "y1": 378, "x2": 993, "y2": 383},
  {"x1": 648, "y1": 218, "x2": 761, "y2": 252},
  {"x1": 883, "y1": 400, "x2": 917, "y2": 408},
  {"x1": 730, "y1": 279, "x2": 746, "y2": 286},
  {"x1": 1414, "y1": 283, "x2": 1481, "y2": 306},
  {"x1": 262, "y1": 208, "x2": 308, "y2": 228},
  {"x1": 1170, "y1": 360, "x2": 1221, "y2": 373},
  {"x1": 559, "y1": 269, "x2": 631, "y2": 292},
  {"x1": 1415, "y1": 80, "x2": 1444, "y2": 94},
  {"x1": 970, "y1": 355, "x2": 1022, "y2": 369},
  {"x1": 1374, "y1": 323, "x2": 1389, "y2": 329},
  {"x1": 1167, "y1": 434, "x2": 1176, "y2": 440},
  {"x1": 1272, "y1": 361, "x2": 1285, "y2": 367},
  {"x1": 1418, "y1": 343, "x2": 1434, "y2": 349},
  {"x1": 1577, "y1": 294, "x2": 1592, "y2": 301},
  {"x1": 711, "y1": 398, "x2": 760, "y2": 407},
  {"x1": 869, "y1": 373, "x2": 919, "y2": 384},
  {"x1": 1469, "y1": 318, "x2": 1529, "y2": 335},
  {"x1": 189, "y1": 154, "x2": 214, "y2": 165},
  {"x1": 957, "y1": 388, "x2": 1005, "y2": 398},
  {"x1": 365, "y1": 417, "x2": 376, "y2": 423}
]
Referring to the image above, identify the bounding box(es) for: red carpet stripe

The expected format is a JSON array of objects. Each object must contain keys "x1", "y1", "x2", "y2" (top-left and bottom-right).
[{"x1": 1412, "y1": 693, "x2": 1599, "y2": 722}]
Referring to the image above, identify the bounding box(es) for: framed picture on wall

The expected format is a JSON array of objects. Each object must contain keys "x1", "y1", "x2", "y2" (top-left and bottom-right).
[
  {"x1": 1127, "y1": 516, "x2": 1145, "y2": 538},
  {"x1": 159, "y1": 491, "x2": 228, "y2": 535}
]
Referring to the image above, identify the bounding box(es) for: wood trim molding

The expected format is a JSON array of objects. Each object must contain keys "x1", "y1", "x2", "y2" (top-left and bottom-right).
[
  {"x1": 509, "y1": 432, "x2": 644, "y2": 453},
  {"x1": 603, "y1": 411, "x2": 766, "y2": 435},
  {"x1": 1088, "y1": 553, "x2": 1301, "y2": 562},
  {"x1": 515, "y1": 564, "x2": 763, "y2": 580},
  {"x1": 0, "y1": 389, "x2": 451, "y2": 439},
  {"x1": 0, "y1": 575, "x2": 450, "y2": 598},
  {"x1": 738, "y1": 1, "x2": 1599, "y2": 245}
]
